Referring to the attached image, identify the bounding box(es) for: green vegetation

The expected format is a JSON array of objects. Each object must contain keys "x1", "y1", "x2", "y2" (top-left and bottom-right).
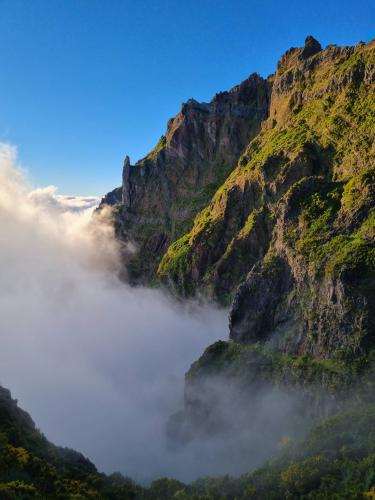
[
  {"x1": 186, "y1": 340, "x2": 363, "y2": 393},
  {"x1": 3, "y1": 347, "x2": 375, "y2": 499},
  {"x1": 173, "y1": 402, "x2": 375, "y2": 500},
  {"x1": 157, "y1": 234, "x2": 193, "y2": 293},
  {"x1": 287, "y1": 171, "x2": 375, "y2": 279},
  {"x1": 158, "y1": 41, "x2": 375, "y2": 301},
  {"x1": 0, "y1": 388, "x2": 142, "y2": 499},
  {"x1": 140, "y1": 342, "x2": 375, "y2": 499},
  {"x1": 145, "y1": 135, "x2": 167, "y2": 161}
]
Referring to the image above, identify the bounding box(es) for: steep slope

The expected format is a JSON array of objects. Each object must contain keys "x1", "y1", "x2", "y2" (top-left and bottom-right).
[
  {"x1": 229, "y1": 167, "x2": 375, "y2": 358},
  {"x1": 100, "y1": 74, "x2": 270, "y2": 282},
  {"x1": 161, "y1": 37, "x2": 374, "y2": 491},
  {"x1": 159, "y1": 37, "x2": 375, "y2": 306},
  {"x1": 146, "y1": 400, "x2": 375, "y2": 499},
  {"x1": 0, "y1": 386, "x2": 141, "y2": 498}
]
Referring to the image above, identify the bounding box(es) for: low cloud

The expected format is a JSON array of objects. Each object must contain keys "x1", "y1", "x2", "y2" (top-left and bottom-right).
[
  {"x1": 0, "y1": 143, "x2": 227, "y2": 483},
  {"x1": 28, "y1": 185, "x2": 100, "y2": 214},
  {"x1": 0, "y1": 143, "x2": 302, "y2": 485}
]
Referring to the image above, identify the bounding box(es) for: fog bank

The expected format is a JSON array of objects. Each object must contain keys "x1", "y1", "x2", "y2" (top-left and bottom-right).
[
  {"x1": 0, "y1": 143, "x2": 305, "y2": 484},
  {"x1": 0, "y1": 143, "x2": 228, "y2": 482}
]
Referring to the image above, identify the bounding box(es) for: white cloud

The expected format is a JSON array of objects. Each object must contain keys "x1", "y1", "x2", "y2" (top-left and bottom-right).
[
  {"x1": 28, "y1": 185, "x2": 100, "y2": 214},
  {"x1": 0, "y1": 143, "x2": 301, "y2": 484},
  {"x1": 0, "y1": 143, "x2": 227, "y2": 483}
]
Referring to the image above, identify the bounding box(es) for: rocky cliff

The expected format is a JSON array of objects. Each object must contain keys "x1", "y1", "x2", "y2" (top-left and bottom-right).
[
  {"x1": 162, "y1": 42, "x2": 375, "y2": 488},
  {"x1": 102, "y1": 38, "x2": 374, "y2": 318},
  {"x1": 102, "y1": 36, "x2": 375, "y2": 433},
  {"x1": 101, "y1": 74, "x2": 271, "y2": 282},
  {"x1": 158, "y1": 37, "x2": 374, "y2": 306}
]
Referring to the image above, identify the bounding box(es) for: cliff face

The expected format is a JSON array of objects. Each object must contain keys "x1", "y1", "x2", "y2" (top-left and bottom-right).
[
  {"x1": 102, "y1": 35, "x2": 374, "y2": 452},
  {"x1": 158, "y1": 38, "x2": 375, "y2": 307},
  {"x1": 230, "y1": 170, "x2": 375, "y2": 358},
  {"x1": 159, "y1": 37, "x2": 374, "y2": 458},
  {"x1": 226, "y1": 39, "x2": 375, "y2": 358},
  {"x1": 100, "y1": 34, "x2": 375, "y2": 376},
  {"x1": 101, "y1": 35, "x2": 375, "y2": 358},
  {"x1": 101, "y1": 74, "x2": 271, "y2": 282}
]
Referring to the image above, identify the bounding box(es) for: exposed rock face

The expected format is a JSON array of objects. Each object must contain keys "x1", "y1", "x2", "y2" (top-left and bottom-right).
[
  {"x1": 301, "y1": 35, "x2": 322, "y2": 58},
  {"x1": 100, "y1": 73, "x2": 271, "y2": 282},
  {"x1": 276, "y1": 35, "x2": 322, "y2": 76},
  {"x1": 122, "y1": 155, "x2": 131, "y2": 207},
  {"x1": 230, "y1": 171, "x2": 375, "y2": 358},
  {"x1": 102, "y1": 36, "x2": 374, "y2": 357},
  {"x1": 161, "y1": 37, "x2": 374, "y2": 446},
  {"x1": 158, "y1": 37, "x2": 374, "y2": 308}
]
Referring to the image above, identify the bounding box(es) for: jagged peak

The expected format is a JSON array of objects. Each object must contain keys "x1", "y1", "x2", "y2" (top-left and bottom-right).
[
  {"x1": 181, "y1": 98, "x2": 210, "y2": 114},
  {"x1": 122, "y1": 155, "x2": 131, "y2": 207},
  {"x1": 301, "y1": 35, "x2": 322, "y2": 58},
  {"x1": 123, "y1": 155, "x2": 131, "y2": 168},
  {"x1": 277, "y1": 35, "x2": 322, "y2": 74},
  {"x1": 180, "y1": 73, "x2": 266, "y2": 113},
  {"x1": 223, "y1": 72, "x2": 265, "y2": 97}
]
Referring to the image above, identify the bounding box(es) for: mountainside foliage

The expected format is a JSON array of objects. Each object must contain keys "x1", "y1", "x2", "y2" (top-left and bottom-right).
[
  {"x1": 158, "y1": 39, "x2": 374, "y2": 306},
  {"x1": 3, "y1": 382, "x2": 375, "y2": 499},
  {"x1": 0, "y1": 387, "x2": 142, "y2": 499}
]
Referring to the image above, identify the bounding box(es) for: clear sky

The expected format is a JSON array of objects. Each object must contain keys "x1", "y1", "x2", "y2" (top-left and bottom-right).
[{"x1": 0, "y1": 0, "x2": 374, "y2": 195}]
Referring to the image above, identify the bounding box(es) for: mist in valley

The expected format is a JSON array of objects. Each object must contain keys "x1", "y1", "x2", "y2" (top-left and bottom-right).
[{"x1": 0, "y1": 143, "x2": 301, "y2": 484}]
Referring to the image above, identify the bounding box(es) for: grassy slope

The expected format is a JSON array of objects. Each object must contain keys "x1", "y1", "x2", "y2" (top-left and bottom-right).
[
  {"x1": 3, "y1": 375, "x2": 375, "y2": 499},
  {"x1": 158, "y1": 41, "x2": 375, "y2": 303},
  {"x1": 0, "y1": 387, "x2": 142, "y2": 499}
]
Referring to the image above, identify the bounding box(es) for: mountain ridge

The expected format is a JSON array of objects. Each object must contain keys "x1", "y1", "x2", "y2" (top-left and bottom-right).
[
  {"x1": 157, "y1": 37, "x2": 374, "y2": 306},
  {"x1": 100, "y1": 71, "x2": 271, "y2": 283}
]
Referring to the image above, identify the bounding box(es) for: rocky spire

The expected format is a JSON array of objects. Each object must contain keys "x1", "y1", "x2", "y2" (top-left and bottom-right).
[
  {"x1": 276, "y1": 35, "x2": 323, "y2": 74},
  {"x1": 301, "y1": 35, "x2": 322, "y2": 59},
  {"x1": 122, "y1": 155, "x2": 131, "y2": 208}
]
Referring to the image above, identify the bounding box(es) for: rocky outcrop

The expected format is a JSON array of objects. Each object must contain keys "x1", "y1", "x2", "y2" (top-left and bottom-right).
[
  {"x1": 100, "y1": 39, "x2": 375, "y2": 445},
  {"x1": 100, "y1": 35, "x2": 374, "y2": 360},
  {"x1": 230, "y1": 167, "x2": 375, "y2": 358},
  {"x1": 175, "y1": 163, "x2": 374, "y2": 448},
  {"x1": 122, "y1": 155, "x2": 131, "y2": 207},
  {"x1": 100, "y1": 73, "x2": 271, "y2": 282}
]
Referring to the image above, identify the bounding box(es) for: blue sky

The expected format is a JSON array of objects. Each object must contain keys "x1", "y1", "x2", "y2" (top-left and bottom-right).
[{"x1": 0, "y1": 0, "x2": 374, "y2": 195}]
